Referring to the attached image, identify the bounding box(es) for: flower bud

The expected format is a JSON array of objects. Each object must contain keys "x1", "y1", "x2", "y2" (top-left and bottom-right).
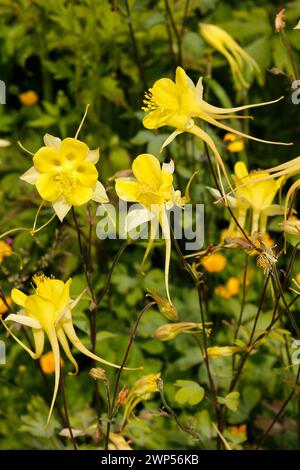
[
  {"x1": 117, "y1": 385, "x2": 129, "y2": 406},
  {"x1": 89, "y1": 367, "x2": 108, "y2": 383},
  {"x1": 154, "y1": 322, "x2": 211, "y2": 341},
  {"x1": 207, "y1": 346, "x2": 242, "y2": 358},
  {"x1": 275, "y1": 9, "x2": 286, "y2": 32},
  {"x1": 147, "y1": 289, "x2": 178, "y2": 321}
]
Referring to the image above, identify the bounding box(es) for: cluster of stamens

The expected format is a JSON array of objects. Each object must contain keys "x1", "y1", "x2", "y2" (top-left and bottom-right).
[{"x1": 141, "y1": 88, "x2": 157, "y2": 111}]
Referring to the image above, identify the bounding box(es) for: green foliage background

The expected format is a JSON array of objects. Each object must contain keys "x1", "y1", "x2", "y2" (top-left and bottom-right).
[{"x1": 1, "y1": 0, "x2": 300, "y2": 450}]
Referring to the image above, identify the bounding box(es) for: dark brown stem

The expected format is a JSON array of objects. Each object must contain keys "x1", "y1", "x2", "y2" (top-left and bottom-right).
[
  {"x1": 104, "y1": 302, "x2": 154, "y2": 450},
  {"x1": 124, "y1": 0, "x2": 147, "y2": 89},
  {"x1": 164, "y1": 0, "x2": 182, "y2": 65},
  {"x1": 60, "y1": 365, "x2": 78, "y2": 450}
]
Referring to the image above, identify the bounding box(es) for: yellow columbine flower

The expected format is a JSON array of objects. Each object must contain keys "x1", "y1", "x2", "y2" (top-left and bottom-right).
[
  {"x1": 202, "y1": 252, "x2": 227, "y2": 272},
  {"x1": 142, "y1": 67, "x2": 291, "y2": 190},
  {"x1": 121, "y1": 373, "x2": 160, "y2": 425},
  {"x1": 232, "y1": 161, "x2": 285, "y2": 234},
  {"x1": 199, "y1": 23, "x2": 261, "y2": 90},
  {"x1": 115, "y1": 153, "x2": 185, "y2": 303},
  {"x1": 224, "y1": 133, "x2": 245, "y2": 153},
  {"x1": 252, "y1": 155, "x2": 300, "y2": 218},
  {"x1": 19, "y1": 90, "x2": 39, "y2": 106},
  {"x1": 20, "y1": 134, "x2": 108, "y2": 221},
  {"x1": 1, "y1": 275, "x2": 130, "y2": 424},
  {"x1": 0, "y1": 240, "x2": 12, "y2": 262}
]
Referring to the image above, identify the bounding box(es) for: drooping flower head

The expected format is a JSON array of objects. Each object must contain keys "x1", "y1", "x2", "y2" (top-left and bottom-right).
[
  {"x1": 209, "y1": 161, "x2": 284, "y2": 236},
  {"x1": 1, "y1": 275, "x2": 134, "y2": 424},
  {"x1": 199, "y1": 23, "x2": 262, "y2": 90},
  {"x1": 142, "y1": 67, "x2": 292, "y2": 192},
  {"x1": 115, "y1": 154, "x2": 187, "y2": 304},
  {"x1": 232, "y1": 162, "x2": 285, "y2": 234},
  {"x1": 21, "y1": 134, "x2": 108, "y2": 221}
]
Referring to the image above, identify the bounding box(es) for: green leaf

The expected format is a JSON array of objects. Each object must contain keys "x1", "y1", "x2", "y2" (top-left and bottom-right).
[
  {"x1": 217, "y1": 391, "x2": 240, "y2": 412},
  {"x1": 174, "y1": 380, "x2": 205, "y2": 406}
]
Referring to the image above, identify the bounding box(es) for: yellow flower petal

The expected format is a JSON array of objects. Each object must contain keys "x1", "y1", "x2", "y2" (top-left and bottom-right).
[
  {"x1": 33, "y1": 147, "x2": 64, "y2": 173},
  {"x1": 66, "y1": 185, "x2": 94, "y2": 206},
  {"x1": 11, "y1": 288, "x2": 27, "y2": 307},
  {"x1": 115, "y1": 179, "x2": 142, "y2": 202},
  {"x1": 73, "y1": 161, "x2": 98, "y2": 186},
  {"x1": 36, "y1": 173, "x2": 60, "y2": 202},
  {"x1": 132, "y1": 153, "x2": 161, "y2": 186},
  {"x1": 60, "y1": 137, "x2": 88, "y2": 163}
]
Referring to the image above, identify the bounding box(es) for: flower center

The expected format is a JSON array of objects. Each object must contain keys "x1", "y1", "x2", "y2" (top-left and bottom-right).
[
  {"x1": 53, "y1": 170, "x2": 78, "y2": 196},
  {"x1": 142, "y1": 88, "x2": 158, "y2": 111}
]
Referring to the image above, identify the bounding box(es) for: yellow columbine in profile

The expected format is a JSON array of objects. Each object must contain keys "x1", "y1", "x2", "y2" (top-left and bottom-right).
[
  {"x1": 232, "y1": 162, "x2": 285, "y2": 234},
  {"x1": 142, "y1": 67, "x2": 291, "y2": 190},
  {"x1": 1, "y1": 275, "x2": 130, "y2": 424},
  {"x1": 209, "y1": 161, "x2": 284, "y2": 235},
  {"x1": 115, "y1": 153, "x2": 186, "y2": 304},
  {"x1": 251, "y1": 155, "x2": 300, "y2": 218},
  {"x1": 20, "y1": 134, "x2": 108, "y2": 221},
  {"x1": 199, "y1": 23, "x2": 262, "y2": 90}
]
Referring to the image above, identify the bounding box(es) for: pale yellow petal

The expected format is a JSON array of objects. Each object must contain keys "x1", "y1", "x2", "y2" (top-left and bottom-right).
[
  {"x1": 20, "y1": 166, "x2": 40, "y2": 184},
  {"x1": 92, "y1": 181, "x2": 109, "y2": 203}
]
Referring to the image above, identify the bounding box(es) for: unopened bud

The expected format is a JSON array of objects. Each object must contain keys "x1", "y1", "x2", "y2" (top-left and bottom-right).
[
  {"x1": 207, "y1": 346, "x2": 242, "y2": 358},
  {"x1": 154, "y1": 322, "x2": 211, "y2": 341},
  {"x1": 117, "y1": 385, "x2": 129, "y2": 406},
  {"x1": 275, "y1": 8, "x2": 286, "y2": 32},
  {"x1": 89, "y1": 367, "x2": 108, "y2": 383},
  {"x1": 147, "y1": 289, "x2": 178, "y2": 321}
]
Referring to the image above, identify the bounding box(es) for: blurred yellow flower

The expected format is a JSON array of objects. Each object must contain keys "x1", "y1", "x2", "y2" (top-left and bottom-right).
[
  {"x1": 40, "y1": 351, "x2": 64, "y2": 375},
  {"x1": 0, "y1": 240, "x2": 12, "y2": 262},
  {"x1": 115, "y1": 153, "x2": 185, "y2": 303},
  {"x1": 19, "y1": 90, "x2": 39, "y2": 106},
  {"x1": 0, "y1": 296, "x2": 11, "y2": 315},
  {"x1": 224, "y1": 133, "x2": 245, "y2": 153},
  {"x1": 122, "y1": 373, "x2": 160, "y2": 426},
  {"x1": 1, "y1": 275, "x2": 130, "y2": 424},
  {"x1": 108, "y1": 433, "x2": 133, "y2": 451},
  {"x1": 154, "y1": 322, "x2": 211, "y2": 341},
  {"x1": 295, "y1": 273, "x2": 300, "y2": 285},
  {"x1": 199, "y1": 23, "x2": 261, "y2": 90},
  {"x1": 142, "y1": 67, "x2": 291, "y2": 191},
  {"x1": 21, "y1": 134, "x2": 108, "y2": 221},
  {"x1": 202, "y1": 253, "x2": 227, "y2": 272},
  {"x1": 207, "y1": 345, "x2": 243, "y2": 358},
  {"x1": 215, "y1": 276, "x2": 240, "y2": 299}
]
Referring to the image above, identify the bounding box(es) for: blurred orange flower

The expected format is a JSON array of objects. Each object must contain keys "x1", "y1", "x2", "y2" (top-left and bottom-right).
[
  {"x1": 40, "y1": 351, "x2": 64, "y2": 375},
  {"x1": 0, "y1": 296, "x2": 12, "y2": 314},
  {"x1": 202, "y1": 253, "x2": 227, "y2": 272},
  {"x1": 0, "y1": 241, "x2": 12, "y2": 263},
  {"x1": 19, "y1": 90, "x2": 39, "y2": 106}
]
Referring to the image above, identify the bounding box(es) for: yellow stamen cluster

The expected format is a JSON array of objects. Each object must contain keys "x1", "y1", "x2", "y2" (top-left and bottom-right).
[{"x1": 142, "y1": 88, "x2": 157, "y2": 111}]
